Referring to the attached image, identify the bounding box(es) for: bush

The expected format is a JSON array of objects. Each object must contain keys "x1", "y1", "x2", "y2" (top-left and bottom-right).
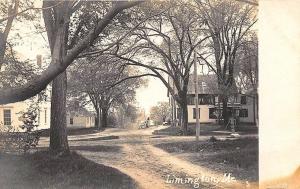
[
  {"x1": 208, "y1": 135, "x2": 218, "y2": 142},
  {"x1": 0, "y1": 130, "x2": 41, "y2": 153},
  {"x1": 19, "y1": 105, "x2": 39, "y2": 132},
  {"x1": 0, "y1": 112, "x2": 41, "y2": 154},
  {"x1": 177, "y1": 128, "x2": 196, "y2": 136}
]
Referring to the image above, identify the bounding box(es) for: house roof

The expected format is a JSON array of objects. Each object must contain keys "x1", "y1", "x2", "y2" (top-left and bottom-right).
[
  {"x1": 187, "y1": 74, "x2": 238, "y2": 95},
  {"x1": 67, "y1": 107, "x2": 95, "y2": 117}
]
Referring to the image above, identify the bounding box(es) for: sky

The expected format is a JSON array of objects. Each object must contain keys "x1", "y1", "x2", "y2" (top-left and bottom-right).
[{"x1": 136, "y1": 77, "x2": 169, "y2": 115}]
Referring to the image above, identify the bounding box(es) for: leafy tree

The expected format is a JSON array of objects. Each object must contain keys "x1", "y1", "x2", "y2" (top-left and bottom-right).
[
  {"x1": 235, "y1": 34, "x2": 258, "y2": 123},
  {"x1": 102, "y1": 1, "x2": 210, "y2": 135},
  {"x1": 19, "y1": 103, "x2": 39, "y2": 132},
  {"x1": 235, "y1": 34, "x2": 258, "y2": 94},
  {"x1": 195, "y1": 0, "x2": 257, "y2": 124},
  {"x1": 0, "y1": 54, "x2": 38, "y2": 88},
  {"x1": 0, "y1": 0, "x2": 141, "y2": 154},
  {"x1": 0, "y1": 0, "x2": 39, "y2": 69},
  {"x1": 0, "y1": 0, "x2": 40, "y2": 88},
  {"x1": 150, "y1": 102, "x2": 171, "y2": 125},
  {"x1": 113, "y1": 104, "x2": 139, "y2": 129},
  {"x1": 42, "y1": 1, "x2": 140, "y2": 154},
  {"x1": 68, "y1": 55, "x2": 144, "y2": 129},
  {"x1": 0, "y1": 1, "x2": 140, "y2": 105}
]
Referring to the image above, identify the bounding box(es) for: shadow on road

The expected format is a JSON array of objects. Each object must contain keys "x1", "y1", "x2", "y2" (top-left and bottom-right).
[
  {"x1": 72, "y1": 135, "x2": 119, "y2": 142},
  {"x1": 70, "y1": 145, "x2": 121, "y2": 153}
]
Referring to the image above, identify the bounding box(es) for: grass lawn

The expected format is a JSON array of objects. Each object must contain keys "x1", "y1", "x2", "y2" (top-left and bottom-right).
[
  {"x1": 155, "y1": 137, "x2": 258, "y2": 182},
  {"x1": 0, "y1": 151, "x2": 138, "y2": 189},
  {"x1": 153, "y1": 123, "x2": 257, "y2": 136},
  {"x1": 39, "y1": 127, "x2": 102, "y2": 137},
  {"x1": 153, "y1": 124, "x2": 222, "y2": 136}
]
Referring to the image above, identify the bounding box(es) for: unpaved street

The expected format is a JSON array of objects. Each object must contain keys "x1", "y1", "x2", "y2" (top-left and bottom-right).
[{"x1": 39, "y1": 126, "x2": 251, "y2": 189}]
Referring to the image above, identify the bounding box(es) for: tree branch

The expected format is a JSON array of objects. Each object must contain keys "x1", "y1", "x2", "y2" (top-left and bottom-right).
[
  {"x1": 0, "y1": 1, "x2": 64, "y2": 23},
  {"x1": 0, "y1": 1, "x2": 141, "y2": 105},
  {"x1": 106, "y1": 73, "x2": 157, "y2": 90}
]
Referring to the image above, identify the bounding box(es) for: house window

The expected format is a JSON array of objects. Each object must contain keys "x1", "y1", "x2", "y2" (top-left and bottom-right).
[
  {"x1": 215, "y1": 96, "x2": 219, "y2": 103},
  {"x1": 241, "y1": 96, "x2": 247, "y2": 105},
  {"x1": 209, "y1": 108, "x2": 217, "y2": 119},
  {"x1": 229, "y1": 95, "x2": 238, "y2": 103},
  {"x1": 234, "y1": 95, "x2": 238, "y2": 103},
  {"x1": 209, "y1": 95, "x2": 215, "y2": 104},
  {"x1": 199, "y1": 96, "x2": 204, "y2": 104},
  {"x1": 187, "y1": 95, "x2": 195, "y2": 105},
  {"x1": 199, "y1": 95, "x2": 215, "y2": 105},
  {"x1": 193, "y1": 108, "x2": 200, "y2": 119},
  {"x1": 3, "y1": 109, "x2": 11, "y2": 126},
  {"x1": 70, "y1": 117, "x2": 73, "y2": 125},
  {"x1": 239, "y1": 109, "x2": 248, "y2": 117}
]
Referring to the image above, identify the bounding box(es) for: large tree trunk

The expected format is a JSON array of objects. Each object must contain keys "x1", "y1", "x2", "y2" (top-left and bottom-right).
[
  {"x1": 101, "y1": 108, "x2": 108, "y2": 128},
  {"x1": 222, "y1": 95, "x2": 229, "y2": 127},
  {"x1": 253, "y1": 95, "x2": 256, "y2": 124},
  {"x1": 50, "y1": 71, "x2": 69, "y2": 154},
  {"x1": 217, "y1": 94, "x2": 221, "y2": 124},
  {"x1": 181, "y1": 102, "x2": 188, "y2": 135},
  {"x1": 177, "y1": 107, "x2": 182, "y2": 127},
  {"x1": 47, "y1": 5, "x2": 70, "y2": 154},
  {"x1": 255, "y1": 93, "x2": 259, "y2": 126},
  {"x1": 95, "y1": 107, "x2": 101, "y2": 129},
  {"x1": 177, "y1": 90, "x2": 188, "y2": 135}
]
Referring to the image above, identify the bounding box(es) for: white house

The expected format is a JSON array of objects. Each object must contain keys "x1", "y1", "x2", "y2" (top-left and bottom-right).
[
  {"x1": 0, "y1": 98, "x2": 95, "y2": 132},
  {"x1": 0, "y1": 55, "x2": 95, "y2": 131},
  {"x1": 0, "y1": 100, "x2": 51, "y2": 131},
  {"x1": 67, "y1": 109, "x2": 95, "y2": 129},
  {"x1": 169, "y1": 74, "x2": 258, "y2": 124}
]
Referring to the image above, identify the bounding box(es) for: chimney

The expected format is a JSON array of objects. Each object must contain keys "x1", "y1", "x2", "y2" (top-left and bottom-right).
[{"x1": 37, "y1": 54, "x2": 42, "y2": 68}]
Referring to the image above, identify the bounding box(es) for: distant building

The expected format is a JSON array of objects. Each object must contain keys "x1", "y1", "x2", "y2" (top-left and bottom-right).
[
  {"x1": 169, "y1": 74, "x2": 258, "y2": 124},
  {"x1": 67, "y1": 109, "x2": 95, "y2": 129}
]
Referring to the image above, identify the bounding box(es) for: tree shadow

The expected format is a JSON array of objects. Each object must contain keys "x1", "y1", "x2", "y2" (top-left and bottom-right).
[
  {"x1": 70, "y1": 145, "x2": 121, "y2": 153},
  {"x1": 0, "y1": 151, "x2": 139, "y2": 189},
  {"x1": 73, "y1": 135, "x2": 119, "y2": 142}
]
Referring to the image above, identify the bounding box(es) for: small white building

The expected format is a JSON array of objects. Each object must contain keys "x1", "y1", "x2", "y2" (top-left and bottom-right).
[{"x1": 67, "y1": 109, "x2": 95, "y2": 129}]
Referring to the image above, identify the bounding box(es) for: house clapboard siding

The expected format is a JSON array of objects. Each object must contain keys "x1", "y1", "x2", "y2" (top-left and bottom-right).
[
  {"x1": 0, "y1": 101, "x2": 95, "y2": 131},
  {"x1": 169, "y1": 74, "x2": 258, "y2": 124}
]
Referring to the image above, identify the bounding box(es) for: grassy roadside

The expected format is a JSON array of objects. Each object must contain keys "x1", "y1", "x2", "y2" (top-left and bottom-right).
[
  {"x1": 39, "y1": 127, "x2": 103, "y2": 137},
  {"x1": 153, "y1": 124, "x2": 258, "y2": 136},
  {"x1": 0, "y1": 151, "x2": 138, "y2": 189},
  {"x1": 155, "y1": 137, "x2": 258, "y2": 183}
]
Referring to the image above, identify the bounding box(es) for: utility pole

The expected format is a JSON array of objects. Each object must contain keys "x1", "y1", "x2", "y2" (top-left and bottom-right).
[{"x1": 194, "y1": 55, "x2": 200, "y2": 141}]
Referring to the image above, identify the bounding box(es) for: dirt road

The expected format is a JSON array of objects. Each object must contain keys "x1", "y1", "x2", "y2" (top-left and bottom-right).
[{"x1": 39, "y1": 126, "x2": 250, "y2": 189}]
